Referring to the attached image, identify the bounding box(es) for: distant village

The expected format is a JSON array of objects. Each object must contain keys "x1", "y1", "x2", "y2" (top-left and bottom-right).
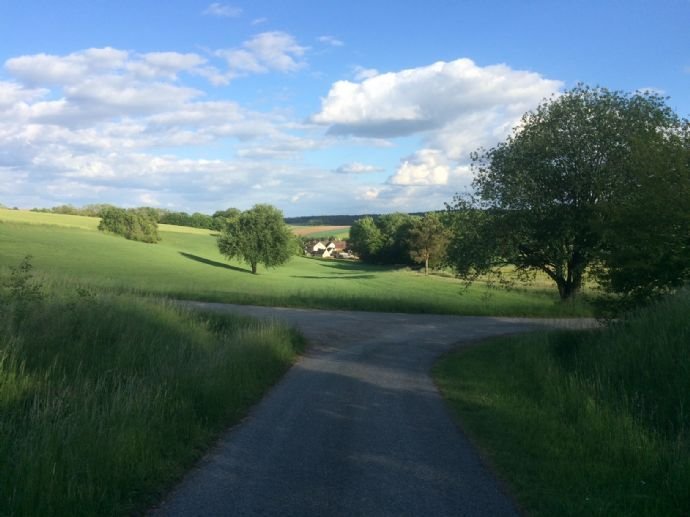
[{"x1": 304, "y1": 239, "x2": 354, "y2": 259}]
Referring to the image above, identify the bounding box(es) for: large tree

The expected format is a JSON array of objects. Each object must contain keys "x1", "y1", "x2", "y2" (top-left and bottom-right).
[
  {"x1": 408, "y1": 213, "x2": 448, "y2": 275},
  {"x1": 217, "y1": 204, "x2": 294, "y2": 274},
  {"x1": 446, "y1": 85, "x2": 690, "y2": 302}
]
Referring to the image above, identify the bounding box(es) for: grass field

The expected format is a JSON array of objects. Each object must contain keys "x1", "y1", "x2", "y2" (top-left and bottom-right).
[
  {"x1": 0, "y1": 209, "x2": 591, "y2": 317},
  {"x1": 434, "y1": 291, "x2": 690, "y2": 516}
]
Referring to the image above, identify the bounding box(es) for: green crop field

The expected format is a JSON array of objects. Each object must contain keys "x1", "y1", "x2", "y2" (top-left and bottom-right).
[{"x1": 0, "y1": 208, "x2": 591, "y2": 317}]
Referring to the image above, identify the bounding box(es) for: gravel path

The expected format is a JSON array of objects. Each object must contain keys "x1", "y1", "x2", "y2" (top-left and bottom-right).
[{"x1": 152, "y1": 303, "x2": 595, "y2": 516}]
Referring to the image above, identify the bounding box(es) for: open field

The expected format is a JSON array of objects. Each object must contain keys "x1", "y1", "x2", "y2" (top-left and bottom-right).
[
  {"x1": 290, "y1": 224, "x2": 350, "y2": 239},
  {"x1": 434, "y1": 291, "x2": 690, "y2": 516},
  {"x1": 0, "y1": 209, "x2": 591, "y2": 317}
]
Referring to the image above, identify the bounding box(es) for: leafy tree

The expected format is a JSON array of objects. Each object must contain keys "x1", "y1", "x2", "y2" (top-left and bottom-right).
[
  {"x1": 349, "y1": 216, "x2": 383, "y2": 262},
  {"x1": 447, "y1": 85, "x2": 690, "y2": 302},
  {"x1": 211, "y1": 208, "x2": 241, "y2": 231},
  {"x1": 217, "y1": 204, "x2": 293, "y2": 274},
  {"x1": 349, "y1": 213, "x2": 417, "y2": 265},
  {"x1": 98, "y1": 207, "x2": 160, "y2": 243},
  {"x1": 408, "y1": 213, "x2": 448, "y2": 275}
]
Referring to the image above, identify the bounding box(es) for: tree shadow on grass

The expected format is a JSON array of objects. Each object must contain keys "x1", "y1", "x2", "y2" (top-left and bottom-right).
[
  {"x1": 179, "y1": 252, "x2": 252, "y2": 274},
  {"x1": 290, "y1": 274, "x2": 376, "y2": 280}
]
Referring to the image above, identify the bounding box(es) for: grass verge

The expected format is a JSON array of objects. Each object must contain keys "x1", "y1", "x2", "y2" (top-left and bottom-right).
[
  {"x1": 0, "y1": 289, "x2": 304, "y2": 515},
  {"x1": 434, "y1": 291, "x2": 690, "y2": 516}
]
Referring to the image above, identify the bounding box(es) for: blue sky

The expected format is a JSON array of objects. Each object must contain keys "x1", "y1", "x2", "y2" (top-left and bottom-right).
[{"x1": 0, "y1": 0, "x2": 688, "y2": 216}]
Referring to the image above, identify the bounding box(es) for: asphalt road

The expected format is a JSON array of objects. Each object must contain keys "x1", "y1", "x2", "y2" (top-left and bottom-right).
[{"x1": 152, "y1": 303, "x2": 595, "y2": 517}]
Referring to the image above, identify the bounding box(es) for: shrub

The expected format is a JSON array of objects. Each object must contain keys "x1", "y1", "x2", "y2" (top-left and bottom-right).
[{"x1": 98, "y1": 207, "x2": 160, "y2": 243}]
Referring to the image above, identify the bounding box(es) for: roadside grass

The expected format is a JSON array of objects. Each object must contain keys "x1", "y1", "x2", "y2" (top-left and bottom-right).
[
  {"x1": 0, "y1": 289, "x2": 304, "y2": 516},
  {"x1": 0, "y1": 210, "x2": 592, "y2": 317},
  {"x1": 434, "y1": 290, "x2": 690, "y2": 516}
]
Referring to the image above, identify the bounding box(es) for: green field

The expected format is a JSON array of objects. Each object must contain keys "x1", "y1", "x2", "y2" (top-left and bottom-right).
[
  {"x1": 0, "y1": 209, "x2": 591, "y2": 317},
  {"x1": 434, "y1": 291, "x2": 690, "y2": 516}
]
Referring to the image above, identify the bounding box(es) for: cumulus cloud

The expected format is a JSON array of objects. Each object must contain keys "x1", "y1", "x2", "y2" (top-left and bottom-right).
[
  {"x1": 203, "y1": 3, "x2": 242, "y2": 17},
  {"x1": 389, "y1": 149, "x2": 450, "y2": 186},
  {"x1": 313, "y1": 57, "x2": 561, "y2": 194},
  {"x1": 313, "y1": 58, "x2": 561, "y2": 139},
  {"x1": 0, "y1": 44, "x2": 325, "y2": 213},
  {"x1": 217, "y1": 32, "x2": 307, "y2": 76},
  {"x1": 334, "y1": 162, "x2": 382, "y2": 174}
]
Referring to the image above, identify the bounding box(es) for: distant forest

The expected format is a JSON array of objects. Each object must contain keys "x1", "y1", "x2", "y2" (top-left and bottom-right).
[
  {"x1": 19, "y1": 204, "x2": 432, "y2": 230},
  {"x1": 284, "y1": 213, "x2": 427, "y2": 226}
]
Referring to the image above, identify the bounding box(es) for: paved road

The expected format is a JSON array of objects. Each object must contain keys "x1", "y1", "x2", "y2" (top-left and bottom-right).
[{"x1": 153, "y1": 303, "x2": 594, "y2": 517}]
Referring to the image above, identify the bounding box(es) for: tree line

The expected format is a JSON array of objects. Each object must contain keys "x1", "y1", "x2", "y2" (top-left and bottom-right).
[{"x1": 30, "y1": 204, "x2": 234, "y2": 231}]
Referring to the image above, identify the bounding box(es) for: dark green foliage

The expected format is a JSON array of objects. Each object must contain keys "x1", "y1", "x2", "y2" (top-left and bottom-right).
[
  {"x1": 98, "y1": 206, "x2": 160, "y2": 243},
  {"x1": 407, "y1": 212, "x2": 448, "y2": 275},
  {"x1": 211, "y1": 207, "x2": 241, "y2": 231},
  {"x1": 217, "y1": 204, "x2": 294, "y2": 274},
  {"x1": 159, "y1": 210, "x2": 215, "y2": 229},
  {"x1": 349, "y1": 213, "x2": 417, "y2": 265},
  {"x1": 447, "y1": 85, "x2": 690, "y2": 304},
  {"x1": 1, "y1": 255, "x2": 43, "y2": 322}
]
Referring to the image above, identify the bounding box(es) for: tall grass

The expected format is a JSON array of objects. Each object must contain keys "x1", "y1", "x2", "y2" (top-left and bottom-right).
[
  {"x1": 0, "y1": 290, "x2": 304, "y2": 515},
  {"x1": 434, "y1": 290, "x2": 690, "y2": 516}
]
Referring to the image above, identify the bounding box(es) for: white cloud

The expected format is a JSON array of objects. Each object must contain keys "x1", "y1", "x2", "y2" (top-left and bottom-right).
[
  {"x1": 313, "y1": 58, "x2": 561, "y2": 139},
  {"x1": 352, "y1": 66, "x2": 379, "y2": 81},
  {"x1": 389, "y1": 149, "x2": 450, "y2": 186},
  {"x1": 334, "y1": 162, "x2": 382, "y2": 174},
  {"x1": 313, "y1": 57, "x2": 561, "y2": 194},
  {"x1": 318, "y1": 35, "x2": 344, "y2": 47},
  {"x1": 203, "y1": 3, "x2": 242, "y2": 17},
  {"x1": 251, "y1": 17, "x2": 268, "y2": 25},
  {"x1": 217, "y1": 32, "x2": 307, "y2": 76}
]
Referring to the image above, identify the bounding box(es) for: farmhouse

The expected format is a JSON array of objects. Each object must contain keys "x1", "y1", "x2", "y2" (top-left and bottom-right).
[{"x1": 308, "y1": 240, "x2": 351, "y2": 258}]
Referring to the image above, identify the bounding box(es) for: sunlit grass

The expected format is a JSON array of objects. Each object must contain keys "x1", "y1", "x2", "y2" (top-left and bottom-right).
[{"x1": 0, "y1": 209, "x2": 593, "y2": 317}]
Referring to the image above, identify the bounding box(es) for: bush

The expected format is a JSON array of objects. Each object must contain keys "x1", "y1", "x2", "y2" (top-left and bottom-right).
[{"x1": 98, "y1": 207, "x2": 160, "y2": 243}]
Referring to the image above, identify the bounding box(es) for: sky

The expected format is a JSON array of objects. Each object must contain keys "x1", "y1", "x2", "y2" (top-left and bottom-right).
[{"x1": 0, "y1": 0, "x2": 688, "y2": 216}]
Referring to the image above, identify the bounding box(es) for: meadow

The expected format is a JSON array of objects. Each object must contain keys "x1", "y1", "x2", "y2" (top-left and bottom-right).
[
  {"x1": 0, "y1": 209, "x2": 591, "y2": 317},
  {"x1": 434, "y1": 290, "x2": 690, "y2": 516}
]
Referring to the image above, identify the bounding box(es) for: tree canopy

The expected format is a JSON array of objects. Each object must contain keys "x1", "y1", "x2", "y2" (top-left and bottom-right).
[
  {"x1": 98, "y1": 207, "x2": 160, "y2": 243},
  {"x1": 349, "y1": 213, "x2": 417, "y2": 265},
  {"x1": 446, "y1": 84, "x2": 690, "y2": 304},
  {"x1": 217, "y1": 204, "x2": 294, "y2": 274},
  {"x1": 407, "y1": 213, "x2": 448, "y2": 275}
]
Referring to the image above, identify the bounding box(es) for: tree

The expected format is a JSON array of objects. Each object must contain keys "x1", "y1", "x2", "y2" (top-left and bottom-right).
[
  {"x1": 408, "y1": 213, "x2": 448, "y2": 275},
  {"x1": 217, "y1": 204, "x2": 293, "y2": 274},
  {"x1": 98, "y1": 207, "x2": 160, "y2": 243},
  {"x1": 446, "y1": 85, "x2": 690, "y2": 302},
  {"x1": 349, "y1": 216, "x2": 383, "y2": 262}
]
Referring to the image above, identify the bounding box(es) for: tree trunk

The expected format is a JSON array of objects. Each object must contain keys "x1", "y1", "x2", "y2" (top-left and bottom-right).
[
  {"x1": 251, "y1": 262, "x2": 257, "y2": 274},
  {"x1": 425, "y1": 256, "x2": 429, "y2": 275}
]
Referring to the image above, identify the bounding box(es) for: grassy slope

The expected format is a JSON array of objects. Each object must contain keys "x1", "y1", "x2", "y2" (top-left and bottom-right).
[
  {"x1": 434, "y1": 291, "x2": 690, "y2": 516},
  {"x1": 0, "y1": 209, "x2": 590, "y2": 317},
  {"x1": 0, "y1": 293, "x2": 304, "y2": 516}
]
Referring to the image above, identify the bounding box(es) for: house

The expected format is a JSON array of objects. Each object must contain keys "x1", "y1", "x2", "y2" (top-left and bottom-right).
[{"x1": 306, "y1": 239, "x2": 352, "y2": 259}]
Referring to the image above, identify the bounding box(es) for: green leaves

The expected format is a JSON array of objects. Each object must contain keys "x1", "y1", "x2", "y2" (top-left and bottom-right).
[
  {"x1": 217, "y1": 204, "x2": 293, "y2": 274},
  {"x1": 449, "y1": 84, "x2": 690, "y2": 305}
]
